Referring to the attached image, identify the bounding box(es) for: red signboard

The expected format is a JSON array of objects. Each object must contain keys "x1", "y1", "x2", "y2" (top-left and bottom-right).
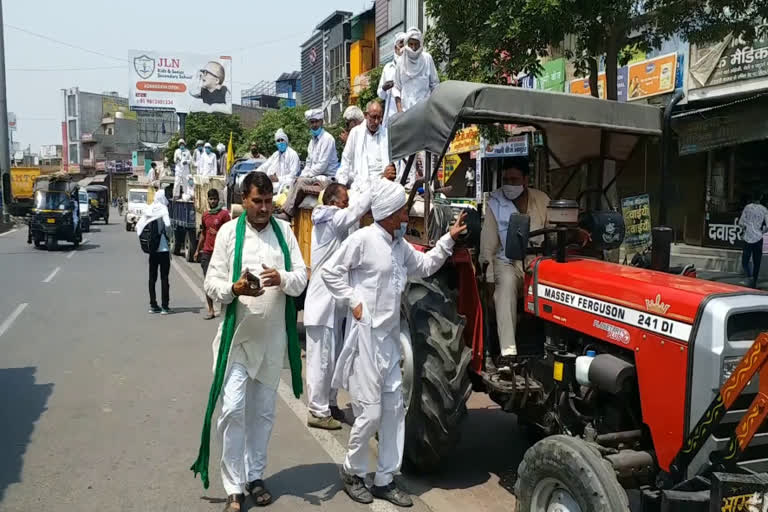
[{"x1": 61, "y1": 122, "x2": 68, "y2": 172}]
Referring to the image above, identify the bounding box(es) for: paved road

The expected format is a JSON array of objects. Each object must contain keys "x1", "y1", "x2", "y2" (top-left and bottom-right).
[{"x1": 0, "y1": 212, "x2": 521, "y2": 512}]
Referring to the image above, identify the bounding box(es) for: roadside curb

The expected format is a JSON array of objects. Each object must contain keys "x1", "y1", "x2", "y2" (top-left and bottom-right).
[{"x1": 0, "y1": 221, "x2": 16, "y2": 234}]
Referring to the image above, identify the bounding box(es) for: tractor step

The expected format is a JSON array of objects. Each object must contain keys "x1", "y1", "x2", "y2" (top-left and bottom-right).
[{"x1": 482, "y1": 371, "x2": 545, "y2": 396}]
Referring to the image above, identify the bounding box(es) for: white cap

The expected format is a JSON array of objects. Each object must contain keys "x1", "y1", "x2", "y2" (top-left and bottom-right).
[
  {"x1": 343, "y1": 105, "x2": 364, "y2": 123},
  {"x1": 204, "y1": 142, "x2": 212, "y2": 148},
  {"x1": 305, "y1": 108, "x2": 324, "y2": 121},
  {"x1": 178, "y1": 138, "x2": 186, "y2": 145},
  {"x1": 196, "y1": 140, "x2": 204, "y2": 146},
  {"x1": 275, "y1": 128, "x2": 289, "y2": 142}
]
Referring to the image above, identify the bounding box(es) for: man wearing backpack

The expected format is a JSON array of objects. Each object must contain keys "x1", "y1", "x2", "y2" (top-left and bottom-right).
[{"x1": 137, "y1": 191, "x2": 172, "y2": 315}]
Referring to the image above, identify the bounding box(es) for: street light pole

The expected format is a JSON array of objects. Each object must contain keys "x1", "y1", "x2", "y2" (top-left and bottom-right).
[{"x1": 0, "y1": 0, "x2": 11, "y2": 222}]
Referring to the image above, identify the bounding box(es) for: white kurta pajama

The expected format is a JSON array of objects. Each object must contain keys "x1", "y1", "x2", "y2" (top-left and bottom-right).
[
  {"x1": 378, "y1": 61, "x2": 399, "y2": 127},
  {"x1": 204, "y1": 217, "x2": 307, "y2": 496},
  {"x1": 322, "y1": 224, "x2": 456, "y2": 486},
  {"x1": 198, "y1": 151, "x2": 218, "y2": 177},
  {"x1": 335, "y1": 123, "x2": 390, "y2": 192},
  {"x1": 283, "y1": 131, "x2": 339, "y2": 215},
  {"x1": 303, "y1": 190, "x2": 372, "y2": 418},
  {"x1": 173, "y1": 148, "x2": 193, "y2": 197},
  {"x1": 261, "y1": 147, "x2": 300, "y2": 195}
]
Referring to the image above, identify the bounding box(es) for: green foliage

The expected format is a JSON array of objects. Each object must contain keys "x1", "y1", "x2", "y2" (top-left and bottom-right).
[
  {"x1": 356, "y1": 65, "x2": 384, "y2": 110},
  {"x1": 240, "y1": 106, "x2": 310, "y2": 160},
  {"x1": 162, "y1": 112, "x2": 245, "y2": 165}
]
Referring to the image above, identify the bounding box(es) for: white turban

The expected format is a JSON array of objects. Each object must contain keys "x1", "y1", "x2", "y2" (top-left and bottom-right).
[
  {"x1": 216, "y1": 143, "x2": 226, "y2": 153},
  {"x1": 343, "y1": 105, "x2": 364, "y2": 123},
  {"x1": 394, "y1": 31, "x2": 406, "y2": 48},
  {"x1": 402, "y1": 28, "x2": 426, "y2": 77},
  {"x1": 305, "y1": 108, "x2": 324, "y2": 121},
  {"x1": 274, "y1": 128, "x2": 289, "y2": 142},
  {"x1": 372, "y1": 179, "x2": 407, "y2": 221}
]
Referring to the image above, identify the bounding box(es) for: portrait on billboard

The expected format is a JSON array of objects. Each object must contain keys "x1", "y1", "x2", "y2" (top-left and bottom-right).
[{"x1": 188, "y1": 60, "x2": 231, "y2": 113}]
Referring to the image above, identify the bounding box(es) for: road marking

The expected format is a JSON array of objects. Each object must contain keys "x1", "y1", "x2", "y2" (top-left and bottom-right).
[
  {"x1": 42, "y1": 267, "x2": 61, "y2": 283},
  {"x1": 0, "y1": 303, "x2": 28, "y2": 338},
  {"x1": 67, "y1": 239, "x2": 89, "y2": 259},
  {"x1": 179, "y1": 267, "x2": 401, "y2": 512},
  {"x1": 0, "y1": 228, "x2": 18, "y2": 237},
  {"x1": 172, "y1": 259, "x2": 206, "y2": 303}
]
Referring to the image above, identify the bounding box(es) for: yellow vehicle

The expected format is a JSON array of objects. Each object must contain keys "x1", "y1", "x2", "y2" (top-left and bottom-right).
[{"x1": 9, "y1": 167, "x2": 41, "y2": 215}]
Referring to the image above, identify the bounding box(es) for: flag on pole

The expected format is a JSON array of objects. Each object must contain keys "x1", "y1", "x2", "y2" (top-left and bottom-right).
[{"x1": 226, "y1": 132, "x2": 235, "y2": 177}]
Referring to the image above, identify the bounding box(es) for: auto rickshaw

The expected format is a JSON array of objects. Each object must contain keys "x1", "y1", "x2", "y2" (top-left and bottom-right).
[
  {"x1": 86, "y1": 184, "x2": 110, "y2": 224},
  {"x1": 27, "y1": 176, "x2": 83, "y2": 250}
]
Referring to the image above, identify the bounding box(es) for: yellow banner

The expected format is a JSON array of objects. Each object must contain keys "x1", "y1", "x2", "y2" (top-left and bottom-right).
[{"x1": 447, "y1": 127, "x2": 480, "y2": 155}]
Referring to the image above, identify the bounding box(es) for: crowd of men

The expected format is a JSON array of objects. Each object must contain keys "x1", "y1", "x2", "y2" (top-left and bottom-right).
[{"x1": 136, "y1": 25, "x2": 551, "y2": 512}]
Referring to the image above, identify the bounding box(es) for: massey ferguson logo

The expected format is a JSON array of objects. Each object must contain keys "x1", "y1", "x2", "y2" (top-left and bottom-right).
[
  {"x1": 134, "y1": 54, "x2": 155, "y2": 79},
  {"x1": 645, "y1": 294, "x2": 671, "y2": 315}
]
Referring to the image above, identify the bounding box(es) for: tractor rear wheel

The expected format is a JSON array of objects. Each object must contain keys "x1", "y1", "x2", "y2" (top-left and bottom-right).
[
  {"x1": 514, "y1": 435, "x2": 629, "y2": 512},
  {"x1": 402, "y1": 271, "x2": 472, "y2": 473}
]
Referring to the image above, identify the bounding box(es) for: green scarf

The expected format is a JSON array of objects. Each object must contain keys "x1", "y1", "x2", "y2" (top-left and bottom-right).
[
  {"x1": 190, "y1": 214, "x2": 303, "y2": 489},
  {"x1": 208, "y1": 205, "x2": 223, "y2": 215}
]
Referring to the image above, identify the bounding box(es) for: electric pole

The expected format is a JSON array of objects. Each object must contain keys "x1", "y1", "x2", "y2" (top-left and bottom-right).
[{"x1": 0, "y1": 0, "x2": 10, "y2": 222}]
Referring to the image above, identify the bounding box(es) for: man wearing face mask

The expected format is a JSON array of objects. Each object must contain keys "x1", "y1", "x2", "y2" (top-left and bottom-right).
[
  {"x1": 199, "y1": 142, "x2": 218, "y2": 177},
  {"x1": 282, "y1": 109, "x2": 339, "y2": 218},
  {"x1": 394, "y1": 27, "x2": 439, "y2": 113},
  {"x1": 193, "y1": 140, "x2": 205, "y2": 173},
  {"x1": 322, "y1": 179, "x2": 466, "y2": 507},
  {"x1": 261, "y1": 128, "x2": 300, "y2": 196},
  {"x1": 378, "y1": 32, "x2": 406, "y2": 127},
  {"x1": 173, "y1": 138, "x2": 193, "y2": 199},
  {"x1": 479, "y1": 157, "x2": 550, "y2": 370},
  {"x1": 336, "y1": 100, "x2": 396, "y2": 192}
]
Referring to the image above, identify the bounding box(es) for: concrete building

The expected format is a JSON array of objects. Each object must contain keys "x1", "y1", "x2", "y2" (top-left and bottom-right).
[
  {"x1": 62, "y1": 88, "x2": 138, "y2": 174},
  {"x1": 349, "y1": 8, "x2": 376, "y2": 104}
]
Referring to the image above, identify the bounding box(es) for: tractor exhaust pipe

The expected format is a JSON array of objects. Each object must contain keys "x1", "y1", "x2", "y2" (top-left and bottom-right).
[{"x1": 651, "y1": 226, "x2": 673, "y2": 272}]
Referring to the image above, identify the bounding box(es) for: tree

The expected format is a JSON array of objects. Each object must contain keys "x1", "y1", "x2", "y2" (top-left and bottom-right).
[
  {"x1": 163, "y1": 112, "x2": 244, "y2": 164},
  {"x1": 356, "y1": 65, "x2": 384, "y2": 110},
  {"x1": 241, "y1": 106, "x2": 312, "y2": 160}
]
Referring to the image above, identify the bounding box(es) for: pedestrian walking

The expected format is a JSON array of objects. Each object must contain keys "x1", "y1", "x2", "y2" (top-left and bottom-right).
[
  {"x1": 137, "y1": 191, "x2": 172, "y2": 315},
  {"x1": 304, "y1": 183, "x2": 371, "y2": 430},
  {"x1": 739, "y1": 192, "x2": 768, "y2": 288},
  {"x1": 190, "y1": 171, "x2": 306, "y2": 511},
  {"x1": 322, "y1": 179, "x2": 466, "y2": 507},
  {"x1": 195, "y1": 189, "x2": 230, "y2": 320}
]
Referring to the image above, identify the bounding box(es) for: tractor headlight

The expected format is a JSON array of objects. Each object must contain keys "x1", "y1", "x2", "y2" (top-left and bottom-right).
[{"x1": 722, "y1": 356, "x2": 744, "y2": 386}]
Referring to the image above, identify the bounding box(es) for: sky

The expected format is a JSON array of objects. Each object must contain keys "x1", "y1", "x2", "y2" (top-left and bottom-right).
[{"x1": 4, "y1": 0, "x2": 374, "y2": 152}]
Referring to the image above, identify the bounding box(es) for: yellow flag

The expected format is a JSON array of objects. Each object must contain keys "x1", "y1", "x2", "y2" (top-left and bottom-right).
[{"x1": 226, "y1": 132, "x2": 235, "y2": 177}]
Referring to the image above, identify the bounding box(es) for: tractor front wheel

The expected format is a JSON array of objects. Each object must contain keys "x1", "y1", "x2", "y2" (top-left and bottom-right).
[
  {"x1": 514, "y1": 435, "x2": 629, "y2": 512},
  {"x1": 402, "y1": 271, "x2": 472, "y2": 473}
]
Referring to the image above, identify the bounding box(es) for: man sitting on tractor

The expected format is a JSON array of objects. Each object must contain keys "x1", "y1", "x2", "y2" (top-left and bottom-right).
[{"x1": 480, "y1": 156, "x2": 551, "y2": 370}]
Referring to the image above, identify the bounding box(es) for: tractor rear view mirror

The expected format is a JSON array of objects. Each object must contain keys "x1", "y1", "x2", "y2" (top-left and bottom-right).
[{"x1": 505, "y1": 214, "x2": 531, "y2": 261}]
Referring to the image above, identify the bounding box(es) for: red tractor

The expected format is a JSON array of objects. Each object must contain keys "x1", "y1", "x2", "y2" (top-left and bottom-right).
[{"x1": 389, "y1": 82, "x2": 768, "y2": 511}]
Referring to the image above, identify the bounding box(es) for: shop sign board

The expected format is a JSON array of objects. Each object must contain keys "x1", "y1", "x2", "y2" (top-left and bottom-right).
[
  {"x1": 442, "y1": 154, "x2": 462, "y2": 183},
  {"x1": 485, "y1": 135, "x2": 529, "y2": 158},
  {"x1": 705, "y1": 212, "x2": 744, "y2": 249},
  {"x1": 621, "y1": 194, "x2": 652, "y2": 250},
  {"x1": 627, "y1": 53, "x2": 677, "y2": 101},
  {"x1": 447, "y1": 126, "x2": 481, "y2": 155},
  {"x1": 569, "y1": 68, "x2": 629, "y2": 102},
  {"x1": 536, "y1": 58, "x2": 567, "y2": 92},
  {"x1": 689, "y1": 26, "x2": 768, "y2": 94}
]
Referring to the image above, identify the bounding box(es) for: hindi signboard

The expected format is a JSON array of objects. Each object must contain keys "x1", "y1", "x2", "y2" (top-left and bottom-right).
[
  {"x1": 536, "y1": 58, "x2": 566, "y2": 92},
  {"x1": 621, "y1": 194, "x2": 652, "y2": 251},
  {"x1": 447, "y1": 126, "x2": 481, "y2": 155},
  {"x1": 705, "y1": 212, "x2": 744, "y2": 249},
  {"x1": 129, "y1": 51, "x2": 232, "y2": 114},
  {"x1": 485, "y1": 135, "x2": 529, "y2": 158}
]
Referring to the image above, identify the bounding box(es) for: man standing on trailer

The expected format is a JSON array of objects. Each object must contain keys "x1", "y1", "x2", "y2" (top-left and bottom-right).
[
  {"x1": 378, "y1": 32, "x2": 406, "y2": 127},
  {"x1": 479, "y1": 156, "x2": 550, "y2": 369},
  {"x1": 173, "y1": 138, "x2": 193, "y2": 198},
  {"x1": 260, "y1": 128, "x2": 300, "y2": 196},
  {"x1": 322, "y1": 179, "x2": 466, "y2": 507},
  {"x1": 394, "y1": 27, "x2": 439, "y2": 113}
]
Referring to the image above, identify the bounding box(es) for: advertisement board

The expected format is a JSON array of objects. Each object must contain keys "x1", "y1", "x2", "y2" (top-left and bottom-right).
[
  {"x1": 621, "y1": 194, "x2": 652, "y2": 250},
  {"x1": 40, "y1": 145, "x2": 60, "y2": 159},
  {"x1": 569, "y1": 69, "x2": 629, "y2": 101},
  {"x1": 536, "y1": 58, "x2": 566, "y2": 92},
  {"x1": 447, "y1": 126, "x2": 481, "y2": 155},
  {"x1": 627, "y1": 53, "x2": 677, "y2": 101},
  {"x1": 485, "y1": 135, "x2": 529, "y2": 158},
  {"x1": 689, "y1": 28, "x2": 768, "y2": 97},
  {"x1": 129, "y1": 51, "x2": 232, "y2": 114}
]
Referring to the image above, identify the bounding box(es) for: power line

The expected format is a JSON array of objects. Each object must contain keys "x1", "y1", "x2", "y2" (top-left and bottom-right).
[
  {"x1": 8, "y1": 65, "x2": 125, "y2": 72},
  {"x1": 5, "y1": 24, "x2": 128, "y2": 63}
]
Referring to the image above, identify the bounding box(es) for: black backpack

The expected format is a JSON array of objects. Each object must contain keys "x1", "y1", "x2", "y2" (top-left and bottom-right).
[{"x1": 139, "y1": 219, "x2": 163, "y2": 254}]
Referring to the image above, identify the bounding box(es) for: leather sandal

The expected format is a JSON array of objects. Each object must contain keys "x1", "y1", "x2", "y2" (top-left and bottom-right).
[
  {"x1": 246, "y1": 479, "x2": 273, "y2": 507},
  {"x1": 222, "y1": 494, "x2": 244, "y2": 512}
]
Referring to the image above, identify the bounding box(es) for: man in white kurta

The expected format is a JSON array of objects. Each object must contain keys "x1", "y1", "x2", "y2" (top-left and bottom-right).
[
  {"x1": 303, "y1": 183, "x2": 371, "y2": 430},
  {"x1": 378, "y1": 31, "x2": 406, "y2": 127},
  {"x1": 394, "y1": 28, "x2": 439, "y2": 113},
  {"x1": 260, "y1": 128, "x2": 300, "y2": 196},
  {"x1": 173, "y1": 139, "x2": 193, "y2": 198},
  {"x1": 282, "y1": 109, "x2": 339, "y2": 217},
  {"x1": 204, "y1": 171, "x2": 307, "y2": 510},
  {"x1": 336, "y1": 101, "x2": 396, "y2": 192},
  {"x1": 322, "y1": 179, "x2": 465, "y2": 507},
  {"x1": 198, "y1": 142, "x2": 219, "y2": 177}
]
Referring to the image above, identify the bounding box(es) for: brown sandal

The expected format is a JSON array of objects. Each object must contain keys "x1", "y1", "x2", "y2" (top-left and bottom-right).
[
  {"x1": 222, "y1": 494, "x2": 244, "y2": 512},
  {"x1": 246, "y1": 479, "x2": 273, "y2": 507}
]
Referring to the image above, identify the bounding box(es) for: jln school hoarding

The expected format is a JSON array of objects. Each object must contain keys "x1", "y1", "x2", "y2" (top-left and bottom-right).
[{"x1": 129, "y1": 51, "x2": 232, "y2": 114}]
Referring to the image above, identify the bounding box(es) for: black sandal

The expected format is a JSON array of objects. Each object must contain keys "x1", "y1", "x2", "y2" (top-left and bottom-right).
[{"x1": 246, "y1": 479, "x2": 273, "y2": 507}]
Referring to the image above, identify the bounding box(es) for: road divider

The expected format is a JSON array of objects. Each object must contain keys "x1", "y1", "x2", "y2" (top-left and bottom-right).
[{"x1": 0, "y1": 303, "x2": 28, "y2": 338}]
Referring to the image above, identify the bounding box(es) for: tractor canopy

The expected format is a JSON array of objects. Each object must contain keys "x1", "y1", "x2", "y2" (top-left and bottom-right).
[{"x1": 388, "y1": 80, "x2": 663, "y2": 170}]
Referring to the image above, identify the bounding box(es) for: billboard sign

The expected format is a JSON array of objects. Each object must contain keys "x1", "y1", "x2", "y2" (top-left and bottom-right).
[
  {"x1": 40, "y1": 145, "x2": 60, "y2": 159},
  {"x1": 627, "y1": 53, "x2": 677, "y2": 101},
  {"x1": 569, "y1": 68, "x2": 628, "y2": 101},
  {"x1": 129, "y1": 51, "x2": 232, "y2": 114}
]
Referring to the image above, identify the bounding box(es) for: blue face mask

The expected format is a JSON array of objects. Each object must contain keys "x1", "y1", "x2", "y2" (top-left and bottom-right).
[
  {"x1": 310, "y1": 127, "x2": 324, "y2": 137},
  {"x1": 179, "y1": 145, "x2": 185, "y2": 151},
  {"x1": 393, "y1": 221, "x2": 408, "y2": 240},
  {"x1": 205, "y1": 148, "x2": 211, "y2": 154},
  {"x1": 276, "y1": 142, "x2": 288, "y2": 153}
]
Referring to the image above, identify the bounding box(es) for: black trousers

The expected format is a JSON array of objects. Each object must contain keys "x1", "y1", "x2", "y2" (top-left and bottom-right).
[
  {"x1": 742, "y1": 240, "x2": 764, "y2": 288},
  {"x1": 149, "y1": 252, "x2": 171, "y2": 308}
]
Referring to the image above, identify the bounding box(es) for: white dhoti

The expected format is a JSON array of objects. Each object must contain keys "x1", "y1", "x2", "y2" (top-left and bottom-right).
[
  {"x1": 218, "y1": 363, "x2": 278, "y2": 495},
  {"x1": 334, "y1": 315, "x2": 405, "y2": 487},
  {"x1": 305, "y1": 311, "x2": 344, "y2": 418},
  {"x1": 493, "y1": 258, "x2": 524, "y2": 356}
]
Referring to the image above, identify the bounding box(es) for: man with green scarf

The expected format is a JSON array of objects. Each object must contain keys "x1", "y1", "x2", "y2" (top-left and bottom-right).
[
  {"x1": 195, "y1": 188, "x2": 231, "y2": 320},
  {"x1": 194, "y1": 171, "x2": 307, "y2": 511}
]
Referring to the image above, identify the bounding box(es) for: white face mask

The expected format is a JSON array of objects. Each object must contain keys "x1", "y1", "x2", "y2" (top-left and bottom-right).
[
  {"x1": 394, "y1": 221, "x2": 408, "y2": 240},
  {"x1": 502, "y1": 185, "x2": 524, "y2": 200}
]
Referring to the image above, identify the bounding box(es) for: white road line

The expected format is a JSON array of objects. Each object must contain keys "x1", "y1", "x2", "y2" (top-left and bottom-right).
[
  {"x1": 178, "y1": 263, "x2": 400, "y2": 512},
  {"x1": 0, "y1": 228, "x2": 18, "y2": 237},
  {"x1": 67, "y1": 239, "x2": 89, "y2": 259},
  {"x1": 171, "y1": 259, "x2": 206, "y2": 303},
  {"x1": 42, "y1": 267, "x2": 61, "y2": 283},
  {"x1": 0, "y1": 303, "x2": 28, "y2": 338}
]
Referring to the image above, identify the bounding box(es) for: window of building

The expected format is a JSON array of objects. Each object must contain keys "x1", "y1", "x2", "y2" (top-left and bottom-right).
[
  {"x1": 311, "y1": 73, "x2": 316, "y2": 93},
  {"x1": 330, "y1": 44, "x2": 346, "y2": 94},
  {"x1": 389, "y1": 0, "x2": 404, "y2": 26},
  {"x1": 69, "y1": 144, "x2": 79, "y2": 164},
  {"x1": 68, "y1": 120, "x2": 77, "y2": 141},
  {"x1": 67, "y1": 94, "x2": 76, "y2": 117}
]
